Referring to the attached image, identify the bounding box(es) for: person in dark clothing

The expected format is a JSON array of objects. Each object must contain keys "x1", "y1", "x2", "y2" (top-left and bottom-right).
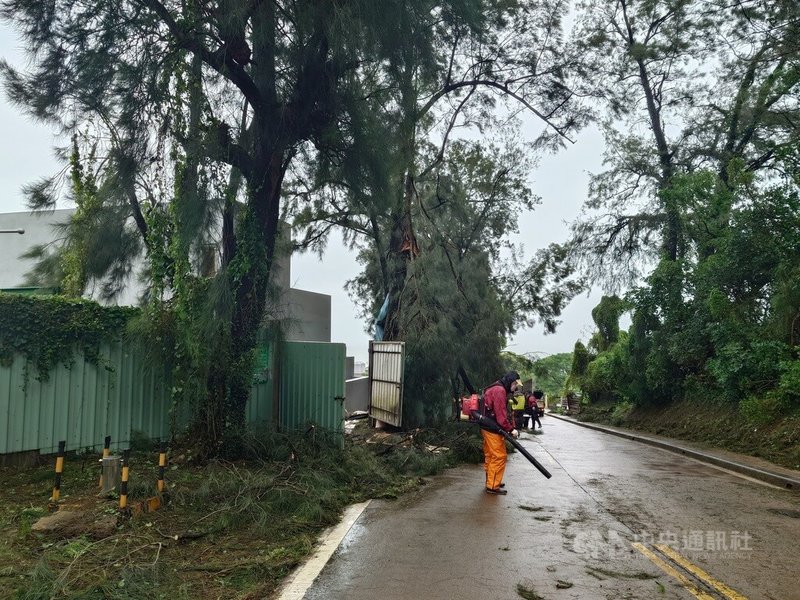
[{"x1": 526, "y1": 390, "x2": 543, "y2": 430}]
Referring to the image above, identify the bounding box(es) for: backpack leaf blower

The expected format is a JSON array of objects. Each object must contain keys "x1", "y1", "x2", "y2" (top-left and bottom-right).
[{"x1": 471, "y1": 410, "x2": 552, "y2": 479}]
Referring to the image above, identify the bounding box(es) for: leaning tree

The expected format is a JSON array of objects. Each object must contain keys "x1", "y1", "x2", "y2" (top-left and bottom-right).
[{"x1": 286, "y1": 0, "x2": 586, "y2": 418}]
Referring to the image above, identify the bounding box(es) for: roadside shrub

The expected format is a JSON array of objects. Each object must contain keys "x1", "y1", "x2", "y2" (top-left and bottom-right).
[
  {"x1": 609, "y1": 401, "x2": 634, "y2": 426},
  {"x1": 582, "y1": 335, "x2": 630, "y2": 404},
  {"x1": 706, "y1": 340, "x2": 790, "y2": 402},
  {"x1": 738, "y1": 393, "x2": 789, "y2": 425},
  {"x1": 777, "y1": 360, "x2": 800, "y2": 405}
]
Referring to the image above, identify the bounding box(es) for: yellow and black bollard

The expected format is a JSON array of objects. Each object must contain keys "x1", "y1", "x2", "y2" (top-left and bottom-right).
[
  {"x1": 156, "y1": 440, "x2": 167, "y2": 494},
  {"x1": 50, "y1": 440, "x2": 66, "y2": 507},
  {"x1": 119, "y1": 449, "x2": 130, "y2": 512},
  {"x1": 98, "y1": 435, "x2": 111, "y2": 488}
]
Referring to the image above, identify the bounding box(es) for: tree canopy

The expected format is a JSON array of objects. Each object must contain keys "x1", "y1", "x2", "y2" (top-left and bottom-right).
[
  {"x1": 5, "y1": 0, "x2": 795, "y2": 440},
  {"x1": 1, "y1": 0, "x2": 587, "y2": 442},
  {"x1": 566, "y1": 0, "x2": 800, "y2": 420}
]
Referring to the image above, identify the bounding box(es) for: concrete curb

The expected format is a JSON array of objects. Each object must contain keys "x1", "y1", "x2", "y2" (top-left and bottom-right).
[{"x1": 548, "y1": 413, "x2": 800, "y2": 491}]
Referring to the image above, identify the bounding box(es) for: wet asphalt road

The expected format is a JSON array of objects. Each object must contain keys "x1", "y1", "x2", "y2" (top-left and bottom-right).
[{"x1": 300, "y1": 417, "x2": 800, "y2": 600}]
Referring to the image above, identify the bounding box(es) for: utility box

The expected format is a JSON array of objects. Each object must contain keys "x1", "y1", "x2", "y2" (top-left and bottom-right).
[{"x1": 101, "y1": 456, "x2": 122, "y2": 494}]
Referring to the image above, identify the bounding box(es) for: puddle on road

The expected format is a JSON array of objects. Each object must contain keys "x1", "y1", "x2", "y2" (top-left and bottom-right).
[{"x1": 335, "y1": 519, "x2": 367, "y2": 554}]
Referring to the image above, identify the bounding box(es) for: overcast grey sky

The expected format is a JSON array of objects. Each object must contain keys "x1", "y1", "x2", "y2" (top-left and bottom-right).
[{"x1": 0, "y1": 22, "x2": 607, "y2": 365}]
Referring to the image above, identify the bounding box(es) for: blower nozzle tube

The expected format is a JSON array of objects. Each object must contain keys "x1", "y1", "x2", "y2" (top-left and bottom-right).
[{"x1": 471, "y1": 411, "x2": 552, "y2": 479}]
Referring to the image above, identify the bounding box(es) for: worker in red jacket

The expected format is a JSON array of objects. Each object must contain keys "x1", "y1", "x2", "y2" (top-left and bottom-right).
[
  {"x1": 480, "y1": 370, "x2": 521, "y2": 495},
  {"x1": 526, "y1": 390, "x2": 543, "y2": 430}
]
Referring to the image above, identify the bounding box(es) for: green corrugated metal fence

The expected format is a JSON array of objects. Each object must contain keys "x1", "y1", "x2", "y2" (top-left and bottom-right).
[
  {"x1": 279, "y1": 341, "x2": 346, "y2": 440},
  {"x1": 0, "y1": 343, "x2": 171, "y2": 455},
  {"x1": 0, "y1": 339, "x2": 345, "y2": 456}
]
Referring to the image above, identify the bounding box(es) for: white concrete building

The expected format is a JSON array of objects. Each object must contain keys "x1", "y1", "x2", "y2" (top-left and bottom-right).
[{"x1": 0, "y1": 209, "x2": 331, "y2": 342}]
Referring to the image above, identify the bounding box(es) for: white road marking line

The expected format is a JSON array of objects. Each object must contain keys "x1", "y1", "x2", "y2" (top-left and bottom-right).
[{"x1": 275, "y1": 500, "x2": 371, "y2": 600}]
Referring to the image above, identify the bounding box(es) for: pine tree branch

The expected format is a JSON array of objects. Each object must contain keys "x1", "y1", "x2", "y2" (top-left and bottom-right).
[
  {"x1": 417, "y1": 79, "x2": 575, "y2": 143},
  {"x1": 418, "y1": 85, "x2": 476, "y2": 179},
  {"x1": 127, "y1": 189, "x2": 150, "y2": 247},
  {"x1": 137, "y1": 0, "x2": 262, "y2": 109},
  {"x1": 172, "y1": 125, "x2": 254, "y2": 179}
]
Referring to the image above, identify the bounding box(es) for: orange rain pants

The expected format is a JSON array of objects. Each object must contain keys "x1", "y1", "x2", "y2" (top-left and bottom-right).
[{"x1": 481, "y1": 429, "x2": 507, "y2": 490}]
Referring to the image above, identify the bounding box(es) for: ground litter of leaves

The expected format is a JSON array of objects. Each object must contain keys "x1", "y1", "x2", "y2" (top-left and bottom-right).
[{"x1": 0, "y1": 420, "x2": 483, "y2": 599}]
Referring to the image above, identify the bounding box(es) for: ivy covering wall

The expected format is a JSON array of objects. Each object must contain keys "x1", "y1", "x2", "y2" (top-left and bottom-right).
[{"x1": 0, "y1": 293, "x2": 136, "y2": 378}]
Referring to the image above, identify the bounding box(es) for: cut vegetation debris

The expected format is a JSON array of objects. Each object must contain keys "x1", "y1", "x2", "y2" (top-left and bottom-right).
[
  {"x1": 516, "y1": 583, "x2": 544, "y2": 600},
  {"x1": 586, "y1": 566, "x2": 658, "y2": 581},
  {"x1": 0, "y1": 420, "x2": 484, "y2": 599}
]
